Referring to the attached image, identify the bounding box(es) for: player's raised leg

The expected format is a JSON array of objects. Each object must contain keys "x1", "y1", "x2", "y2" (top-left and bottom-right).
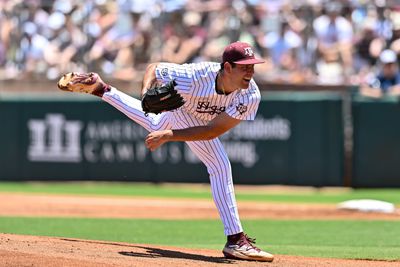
[
  {"x1": 102, "y1": 88, "x2": 172, "y2": 132},
  {"x1": 57, "y1": 72, "x2": 171, "y2": 132}
]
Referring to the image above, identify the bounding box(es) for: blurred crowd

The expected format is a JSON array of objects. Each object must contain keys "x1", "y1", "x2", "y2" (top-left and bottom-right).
[{"x1": 1, "y1": 0, "x2": 400, "y2": 86}]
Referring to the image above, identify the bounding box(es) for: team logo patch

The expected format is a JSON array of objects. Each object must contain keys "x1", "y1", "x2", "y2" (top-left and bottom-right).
[
  {"x1": 161, "y1": 68, "x2": 169, "y2": 77},
  {"x1": 236, "y1": 103, "x2": 248, "y2": 115},
  {"x1": 244, "y1": 47, "x2": 254, "y2": 57}
]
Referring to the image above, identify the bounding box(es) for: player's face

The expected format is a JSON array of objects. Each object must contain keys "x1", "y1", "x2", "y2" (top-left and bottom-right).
[{"x1": 231, "y1": 64, "x2": 255, "y2": 89}]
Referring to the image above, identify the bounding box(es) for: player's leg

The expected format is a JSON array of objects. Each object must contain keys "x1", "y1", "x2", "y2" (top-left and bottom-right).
[
  {"x1": 169, "y1": 110, "x2": 242, "y2": 235},
  {"x1": 172, "y1": 110, "x2": 273, "y2": 262},
  {"x1": 57, "y1": 72, "x2": 171, "y2": 132},
  {"x1": 102, "y1": 87, "x2": 172, "y2": 132},
  {"x1": 185, "y1": 139, "x2": 242, "y2": 234},
  {"x1": 185, "y1": 138, "x2": 273, "y2": 262}
]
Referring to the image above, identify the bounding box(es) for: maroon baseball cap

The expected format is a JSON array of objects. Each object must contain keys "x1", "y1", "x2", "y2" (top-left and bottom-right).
[{"x1": 222, "y1": 41, "x2": 265, "y2": 65}]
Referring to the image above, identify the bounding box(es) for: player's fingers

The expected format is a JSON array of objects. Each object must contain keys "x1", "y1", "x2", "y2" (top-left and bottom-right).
[
  {"x1": 145, "y1": 141, "x2": 157, "y2": 151},
  {"x1": 145, "y1": 141, "x2": 153, "y2": 151},
  {"x1": 145, "y1": 135, "x2": 157, "y2": 151},
  {"x1": 144, "y1": 137, "x2": 151, "y2": 147}
]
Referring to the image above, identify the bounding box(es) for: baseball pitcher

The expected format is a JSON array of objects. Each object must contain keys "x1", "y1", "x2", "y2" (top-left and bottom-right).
[{"x1": 58, "y1": 41, "x2": 273, "y2": 262}]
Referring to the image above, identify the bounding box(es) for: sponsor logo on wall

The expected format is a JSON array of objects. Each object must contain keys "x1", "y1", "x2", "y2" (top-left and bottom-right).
[
  {"x1": 28, "y1": 114, "x2": 82, "y2": 162},
  {"x1": 27, "y1": 113, "x2": 291, "y2": 167}
]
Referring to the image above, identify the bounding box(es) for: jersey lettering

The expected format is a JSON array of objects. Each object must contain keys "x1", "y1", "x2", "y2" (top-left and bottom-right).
[{"x1": 196, "y1": 101, "x2": 226, "y2": 115}]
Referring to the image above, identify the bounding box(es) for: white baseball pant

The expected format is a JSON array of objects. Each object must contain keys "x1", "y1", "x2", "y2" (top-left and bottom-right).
[{"x1": 102, "y1": 87, "x2": 243, "y2": 235}]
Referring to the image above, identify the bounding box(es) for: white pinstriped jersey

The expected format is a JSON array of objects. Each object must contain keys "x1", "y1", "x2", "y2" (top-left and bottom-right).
[
  {"x1": 103, "y1": 61, "x2": 262, "y2": 236},
  {"x1": 155, "y1": 62, "x2": 261, "y2": 122}
]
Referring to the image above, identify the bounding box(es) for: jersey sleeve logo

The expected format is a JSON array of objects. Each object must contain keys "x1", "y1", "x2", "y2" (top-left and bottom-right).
[
  {"x1": 236, "y1": 103, "x2": 248, "y2": 115},
  {"x1": 161, "y1": 68, "x2": 169, "y2": 77}
]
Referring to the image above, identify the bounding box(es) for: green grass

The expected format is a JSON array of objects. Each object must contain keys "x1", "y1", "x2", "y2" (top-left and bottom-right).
[
  {"x1": 0, "y1": 181, "x2": 400, "y2": 204},
  {"x1": 0, "y1": 217, "x2": 399, "y2": 261},
  {"x1": 1, "y1": 182, "x2": 399, "y2": 261}
]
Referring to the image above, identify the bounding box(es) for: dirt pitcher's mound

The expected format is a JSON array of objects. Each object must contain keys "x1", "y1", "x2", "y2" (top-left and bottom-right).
[{"x1": 0, "y1": 234, "x2": 399, "y2": 267}]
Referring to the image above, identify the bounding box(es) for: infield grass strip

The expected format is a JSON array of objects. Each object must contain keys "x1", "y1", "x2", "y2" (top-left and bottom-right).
[
  {"x1": 0, "y1": 182, "x2": 400, "y2": 204},
  {"x1": 0, "y1": 217, "x2": 399, "y2": 261}
]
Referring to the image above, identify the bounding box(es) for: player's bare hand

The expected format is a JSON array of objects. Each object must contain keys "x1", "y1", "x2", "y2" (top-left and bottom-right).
[{"x1": 145, "y1": 130, "x2": 173, "y2": 151}]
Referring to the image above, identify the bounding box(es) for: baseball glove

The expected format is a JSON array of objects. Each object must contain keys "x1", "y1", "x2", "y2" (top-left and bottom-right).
[{"x1": 141, "y1": 80, "x2": 185, "y2": 114}]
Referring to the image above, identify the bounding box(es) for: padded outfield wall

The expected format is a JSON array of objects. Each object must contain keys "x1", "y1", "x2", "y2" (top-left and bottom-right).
[
  {"x1": 0, "y1": 92, "x2": 344, "y2": 186},
  {"x1": 351, "y1": 94, "x2": 400, "y2": 187}
]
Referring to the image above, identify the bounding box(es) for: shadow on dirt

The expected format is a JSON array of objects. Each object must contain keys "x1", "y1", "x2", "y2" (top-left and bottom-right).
[
  {"x1": 119, "y1": 246, "x2": 233, "y2": 264},
  {"x1": 60, "y1": 238, "x2": 233, "y2": 264}
]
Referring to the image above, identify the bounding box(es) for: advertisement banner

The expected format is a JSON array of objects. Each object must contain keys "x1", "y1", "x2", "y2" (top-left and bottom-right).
[{"x1": 0, "y1": 93, "x2": 344, "y2": 186}]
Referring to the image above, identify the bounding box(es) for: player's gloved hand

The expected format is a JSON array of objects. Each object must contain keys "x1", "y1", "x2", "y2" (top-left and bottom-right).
[{"x1": 141, "y1": 80, "x2": 185, "y2": 115}]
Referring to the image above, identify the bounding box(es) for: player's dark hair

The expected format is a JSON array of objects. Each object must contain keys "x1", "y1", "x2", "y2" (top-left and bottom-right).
[{"x1": 220, "y1": 62, "x2": 237, "y2": 70}]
